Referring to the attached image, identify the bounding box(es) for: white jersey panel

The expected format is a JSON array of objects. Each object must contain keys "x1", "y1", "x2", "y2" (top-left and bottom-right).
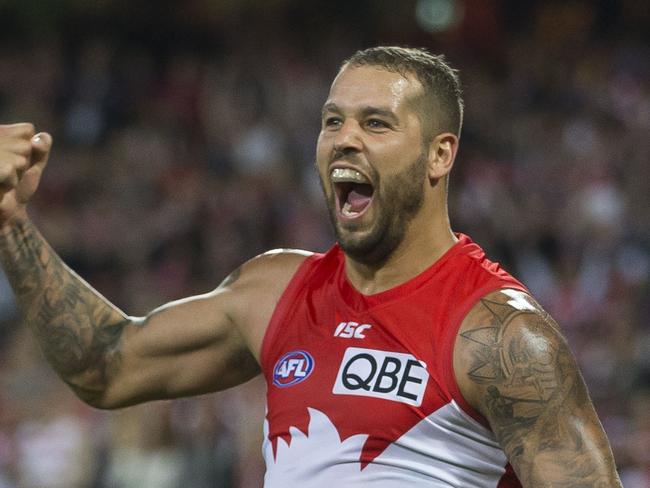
[{"x1": 263, "y1": 401, "x2": 507, "y2": 488}]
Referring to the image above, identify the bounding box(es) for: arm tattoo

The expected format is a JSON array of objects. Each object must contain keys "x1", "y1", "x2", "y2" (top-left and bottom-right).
[
  {"x1": 461, "y1": 296, "x2": 621, "y2": 486},
  {"x1": 0, "y1": 218, "x2": 131, "y2": 403}
]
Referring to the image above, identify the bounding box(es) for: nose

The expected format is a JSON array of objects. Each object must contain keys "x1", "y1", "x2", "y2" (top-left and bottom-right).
[{"x1": 333, "y1": 120, "x2": 363, "y2": 155}]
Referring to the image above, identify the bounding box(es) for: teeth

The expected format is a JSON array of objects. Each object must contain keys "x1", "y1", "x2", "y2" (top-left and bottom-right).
[
  {"x1": 331, "y1": 168, "x2": 369, "y2": 184},
  {"x1": 342, "y1": 202, "x2": 360, "y2": 217}
]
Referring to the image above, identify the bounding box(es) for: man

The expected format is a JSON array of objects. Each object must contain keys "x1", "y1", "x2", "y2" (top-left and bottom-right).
[{"x1": 0, "y1": 47, "x2": 622, "y2": 487}]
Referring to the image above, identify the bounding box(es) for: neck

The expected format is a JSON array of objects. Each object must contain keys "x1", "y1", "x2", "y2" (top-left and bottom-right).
[{"x1": 344, "y1": 212, "x2": 457, "y2": 296}]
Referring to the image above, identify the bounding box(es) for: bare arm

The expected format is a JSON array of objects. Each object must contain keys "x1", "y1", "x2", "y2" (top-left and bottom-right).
[
  {"x1": 0, "y1": 123, "x2": 308, "y2": 409},
  {"x1": 454, "y1": 289, "x2": 622, "y2": 487},
  {"x1": 0, "y1": 214, "x2": 133, "y2": 405}
]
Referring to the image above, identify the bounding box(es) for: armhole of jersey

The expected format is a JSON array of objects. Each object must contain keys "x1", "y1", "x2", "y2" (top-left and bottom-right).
[
  {"x1": 441, "y1": 282, "x2": 529, "y2": 428},
  {"x1": 260, "y1": 254, "x2": 319, "y2": 373}
]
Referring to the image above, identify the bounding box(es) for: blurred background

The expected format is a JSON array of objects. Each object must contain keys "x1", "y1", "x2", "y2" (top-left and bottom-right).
[{"x1": 0, "y1": 0, "x2": 648, "y2": 486}]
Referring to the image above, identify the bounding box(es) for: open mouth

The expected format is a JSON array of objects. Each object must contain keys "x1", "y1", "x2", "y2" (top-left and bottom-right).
[{"x1": 331, "y1": 168, "x2": 375, "y2": 219}]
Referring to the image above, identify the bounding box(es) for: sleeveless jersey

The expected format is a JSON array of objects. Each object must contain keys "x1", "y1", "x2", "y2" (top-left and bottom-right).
[{"x1": 261, "y1": 234, "x2": 527, "y2": 487}]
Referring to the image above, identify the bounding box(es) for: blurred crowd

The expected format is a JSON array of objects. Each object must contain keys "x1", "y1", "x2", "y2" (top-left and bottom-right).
[{"x1": 0, "y1": 1, "x2": 648, "y2": 487}]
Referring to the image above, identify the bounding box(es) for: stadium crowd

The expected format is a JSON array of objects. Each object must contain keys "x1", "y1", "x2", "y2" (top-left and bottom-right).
[{"x1": 0, "y1": 1, "x2": 648, "y2": 486}]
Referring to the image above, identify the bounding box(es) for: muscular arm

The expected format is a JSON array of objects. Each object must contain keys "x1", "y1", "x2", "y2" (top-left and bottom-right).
[
  {"x1": 0, "y1": 213, "x2": 307, "y2": 409},
  {"x1": 454, "y1": 289, "x2": 622, "y2": 487},
  {"x1": 0, "y1": 214, "x2": 133, "y2": 404}
]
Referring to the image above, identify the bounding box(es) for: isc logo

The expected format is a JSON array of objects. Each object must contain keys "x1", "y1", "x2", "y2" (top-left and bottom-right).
[
  {"x1": 273, "y1": 350, "x2": 315, "y2": 388},
  {"x1": 333, "y1": 347, "x2": 429, "y2": 406},
  {"x1": 333, "y1": 321, "x2": 372, "y2": 339}
]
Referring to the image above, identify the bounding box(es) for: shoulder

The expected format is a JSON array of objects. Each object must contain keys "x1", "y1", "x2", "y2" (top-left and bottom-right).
[
  {"x1": 247, "y1": 248, "x2": 314, "y2": 273},
  {"x1": 452, "y1": 288, "x2": 586, "y2": 446},
  {"x1": 455, "y1": 288, "x2": 562, "y2": 354},
  {"x1": 453, "y1": 289, "x2": 576, "y2": 449},
  {"x1": 452, "y1": 293, "x2": 621, "y2": 484},
  {"x1": 453, "y1": 288, "x2": 568, "y2": 409},
  {"x1": 210, "y1": 249, "x2": 315, "y2": 361},
  {"x1": 219, "y1": 248, "x2": 314, "y2": 291}
]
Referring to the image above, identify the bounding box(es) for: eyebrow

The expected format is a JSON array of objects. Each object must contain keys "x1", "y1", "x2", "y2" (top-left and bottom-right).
[{"x1": 321, "y1": 103, "x2": 399, "y2": 123}]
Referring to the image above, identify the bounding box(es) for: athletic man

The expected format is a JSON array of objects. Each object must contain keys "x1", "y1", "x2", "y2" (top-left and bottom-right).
[{"x1": 0, "y1": 47, "x2": 622, "y2": 486}]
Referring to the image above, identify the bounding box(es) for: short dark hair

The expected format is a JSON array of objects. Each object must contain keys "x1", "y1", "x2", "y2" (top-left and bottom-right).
[{"x1": 341, "y1": 46, "x2": 464, "y2": 138}]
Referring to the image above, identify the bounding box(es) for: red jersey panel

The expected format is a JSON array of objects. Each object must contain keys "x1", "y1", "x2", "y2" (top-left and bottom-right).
[{"x1": 261, "y1": 234, "x2": 527, "y2": 487}]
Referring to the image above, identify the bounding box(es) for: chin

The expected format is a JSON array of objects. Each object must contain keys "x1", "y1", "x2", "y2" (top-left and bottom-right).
[{"x1": 336, "y1": 225, "x2": 400, "y2": 266}]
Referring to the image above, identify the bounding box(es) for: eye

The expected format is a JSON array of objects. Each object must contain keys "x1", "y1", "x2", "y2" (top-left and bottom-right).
[
  {"x1": 323, "y1": 116, "x2": 342, "y2": 129},
  {"x1": 366, "y1": 119, "x2": 390, "y2": 130}
]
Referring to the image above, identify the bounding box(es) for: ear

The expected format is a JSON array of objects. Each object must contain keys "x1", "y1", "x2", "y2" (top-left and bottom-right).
[{"x1": 426, "y1": 133, "x2": 458, "y2": 181}]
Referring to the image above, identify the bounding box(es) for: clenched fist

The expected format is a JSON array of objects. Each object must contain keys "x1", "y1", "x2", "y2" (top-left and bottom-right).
[{"x1": 0, "y1": 123, "x2": 52, "y2": 226}]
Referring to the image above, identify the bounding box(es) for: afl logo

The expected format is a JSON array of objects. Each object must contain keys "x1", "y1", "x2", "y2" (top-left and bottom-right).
[{"x1": 273, "y1": 350, "x2": 315, "y2": 388}]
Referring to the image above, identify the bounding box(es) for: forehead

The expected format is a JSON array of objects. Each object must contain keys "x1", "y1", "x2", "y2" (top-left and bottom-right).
[{"x1": 324, "y1": 65, "x2": 424, "y2": 113}]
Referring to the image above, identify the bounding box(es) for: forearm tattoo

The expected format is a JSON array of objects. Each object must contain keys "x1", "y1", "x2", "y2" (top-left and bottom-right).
[
  {"x1": 461, "y1": 296, "x2": 620, "y2": 487},
  {"x1": 0, "y1": 218, "x2": 130, "y2": 403}
]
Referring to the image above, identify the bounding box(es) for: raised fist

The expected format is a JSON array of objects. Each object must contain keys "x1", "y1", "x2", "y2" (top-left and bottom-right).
[{"x1": 0, "y1": 123, "x2": 52, "y2": 226}]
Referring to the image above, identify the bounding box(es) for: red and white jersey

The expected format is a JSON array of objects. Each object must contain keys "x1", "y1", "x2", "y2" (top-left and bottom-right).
[{"x1": 261, "y1": 234, "x2": 527, "y2": 487}]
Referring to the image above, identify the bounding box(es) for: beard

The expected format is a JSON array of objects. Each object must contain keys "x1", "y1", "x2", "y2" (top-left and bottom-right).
[{"x1": 323, "y1": 151, "x2": 428, "y2": 266}]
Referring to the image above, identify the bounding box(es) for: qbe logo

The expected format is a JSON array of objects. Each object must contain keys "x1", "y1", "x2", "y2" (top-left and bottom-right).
[
  {"x1": 333, "y1": 347, "x2": 429, "y2": 406},
  {"x1": 273, "y1": 350, "x2": 315, "y2": 388}
]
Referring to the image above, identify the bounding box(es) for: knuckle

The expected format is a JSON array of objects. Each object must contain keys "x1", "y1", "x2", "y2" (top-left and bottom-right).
[
  {"x1": 13, "y1": 154, "x2": 28, "y2": 170},
  {"x1": 0, "y1": 164, "x2": 12, "y2": 180},
  {"x1": 17, "y1": 140, "x2": 32, "y2": 156},
  {"x1": 21, "y1": 122, "x2": 35, "y2": 134},
  {"x1": 0, "y1": 123, "x2": 35, "y2": 138}
]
